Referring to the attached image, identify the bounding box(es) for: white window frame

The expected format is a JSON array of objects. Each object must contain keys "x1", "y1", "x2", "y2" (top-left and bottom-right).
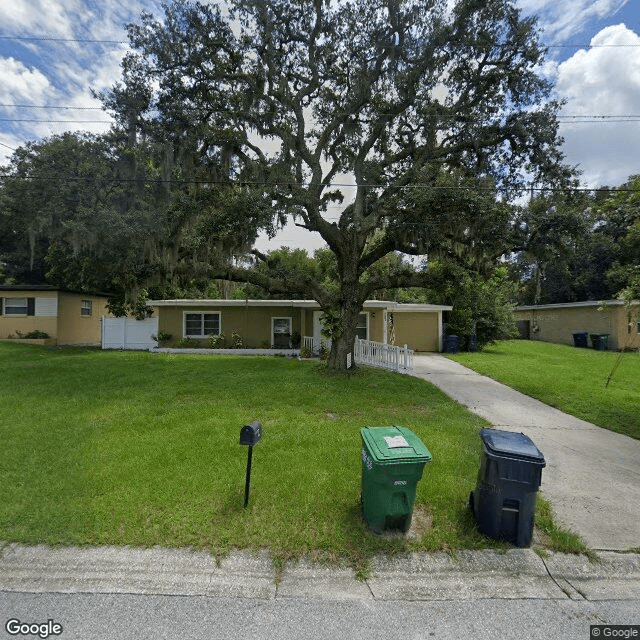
[
  {"x1": 356, "y1": 312, "x2": 369, "y2": 341},
  {"x1": 183, "y1": 311, "x2": 221, "y2": 338},
  {"x1": 271, "y1": 317, "x2": 292, "y2": 347},
  {"x1": 81, "y1": 299, "x2": 93, "y2": 316},
  {"x1": 3, "y1": 297, "x2": 29, "y2": 315}
]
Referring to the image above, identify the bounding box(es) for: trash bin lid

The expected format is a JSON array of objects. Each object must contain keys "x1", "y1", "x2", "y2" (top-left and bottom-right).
[
  {"x1": 361, "y1": 426, "x2": 432, "y2": 464},
  {"x1": 479, "y1": 428, "x2": 545, "y2": 465}
]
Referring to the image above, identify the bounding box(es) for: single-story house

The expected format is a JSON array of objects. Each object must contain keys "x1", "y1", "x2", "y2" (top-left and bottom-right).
[
  {"x1": 515, "y1": 300, "x2": 640, "y2": 350},
  {"x1": 148, "y1": 299, "x2": 453, "y2": 352},
  {"x1": 0, "y1": 285, "x2": 111, "y2": 346}
]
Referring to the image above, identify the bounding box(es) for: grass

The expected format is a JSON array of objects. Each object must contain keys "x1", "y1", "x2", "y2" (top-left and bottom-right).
[
  {"x1": 0, "y1": 342, "x2": 595, "y2": 570},
  {"x1": 534, "y1": 497, "x2": 597, "y2": 562},
  {"x1": 0, "y1": 342, "x2": 511, "y2": 571},
  {"x1": 450, "y1": 340, "x2": 640, "y2": 440}
]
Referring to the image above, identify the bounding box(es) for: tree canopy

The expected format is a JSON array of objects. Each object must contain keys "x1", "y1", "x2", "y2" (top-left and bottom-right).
[
  {"x1": 96, "y1": 0, "x2": 571, "y2": 369},
  {"x1": 512, "y1": 176, "x2": 640, "y2": 305}
]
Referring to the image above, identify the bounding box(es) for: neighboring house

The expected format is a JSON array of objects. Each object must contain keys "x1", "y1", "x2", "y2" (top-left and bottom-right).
[
  {"x1": 515, "y1": 300, "x2": 640, "y2": 351},
  {"x1": 148, "y1": 299, "x2": 452, "y2": 352},
  {"x1": 0, "y1": 285, "x2": 110, "y2": 346}
]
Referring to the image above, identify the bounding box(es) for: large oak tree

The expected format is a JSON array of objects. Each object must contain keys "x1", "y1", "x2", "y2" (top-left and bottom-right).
[{"x1": 103, "y1": 0, "x2": 572, "y2": 369}]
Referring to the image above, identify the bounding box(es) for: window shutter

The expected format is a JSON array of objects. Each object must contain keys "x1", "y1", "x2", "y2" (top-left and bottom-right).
[
  {"x1": 27, "y1": 297, "x2": 35, "y2": 316},
  {"x1": 0, "y1": 298, "x2": 3, "y2": 315}
]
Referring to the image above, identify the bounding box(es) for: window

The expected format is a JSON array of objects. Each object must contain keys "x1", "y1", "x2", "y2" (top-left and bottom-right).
[
  {"x1": 356, "y1": 313, "x2": 368, "y2": 340},
  {"x1": 81, "y1": 300, "x2": 92, "y2": 316},
  {"x1": 184, "y1": 312, "x2": 221, "y2": 338},
  {"x1": 4, "y1": 297, "x2": 32, "y2": 315}
]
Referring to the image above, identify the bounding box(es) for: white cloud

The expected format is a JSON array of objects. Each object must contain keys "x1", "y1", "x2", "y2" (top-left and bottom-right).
[
  {"x1": 518, "y1": 0, "x2": 628, "y2": 42},
  {"x1": 0, "y1": 56, "x2": 52, "y2": 103},
  {"x1": 0, "y1": 0, "x2": 81, "y2": 39},
  {"x1": 556, "y1": 24, "x2": 640, "y2": 186}
]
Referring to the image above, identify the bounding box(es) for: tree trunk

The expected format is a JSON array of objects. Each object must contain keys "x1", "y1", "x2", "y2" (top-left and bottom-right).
[{"x1": 326, "y1": 296, "x2": 362, "y2": 372}]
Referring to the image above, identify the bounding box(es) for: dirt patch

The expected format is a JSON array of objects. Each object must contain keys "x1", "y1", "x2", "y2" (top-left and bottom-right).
[{"x1": 371, "y1": 503, "x2": 434, "y2": 541}]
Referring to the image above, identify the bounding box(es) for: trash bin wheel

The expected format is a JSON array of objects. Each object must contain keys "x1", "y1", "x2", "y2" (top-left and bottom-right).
[{"x1": 468, "y1": 491, "x2": 474, "y2": 514}]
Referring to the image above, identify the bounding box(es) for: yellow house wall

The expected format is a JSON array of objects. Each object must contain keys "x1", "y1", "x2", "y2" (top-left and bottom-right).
[
  {"x1": 514, "y1": 304, "x2": 640, "y2": 351},
  {"x1": 0, "y1": 290, "x2": 59, "y2": 339},
  {"x1": 618, "y1": 306, "x2": 640, "y2": 349},
  {"x1": 392, "y1": 312, "x2": 440, "y2": 351},
  {"x1": 159, "y1": 305, "x2": 304, "y2": 347},
  {"x1": 362, "y1": 306, "x2": 383, "y2": 343},
  {"x1": 57, "y1": 292, "x2": 110, "y2": 345}
]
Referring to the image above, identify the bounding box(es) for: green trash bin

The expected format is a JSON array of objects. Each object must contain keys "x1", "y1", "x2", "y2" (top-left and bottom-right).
[
  {"x1": 361, "y1": 426, "x2": 432, "y2": 532},
  {"x1": 590, "y1": 333, "x2": 609, "y2": 350}
]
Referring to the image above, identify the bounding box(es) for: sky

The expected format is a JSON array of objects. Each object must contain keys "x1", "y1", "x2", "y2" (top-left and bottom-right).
[{"x1": 1, "y1": 0, "x2": 639, "y2": 252}]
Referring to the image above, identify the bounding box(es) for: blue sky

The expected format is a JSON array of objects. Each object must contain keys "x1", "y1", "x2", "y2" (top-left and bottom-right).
[{"x1": 1, "y1": 0, "x2": 639, "y2": 250}]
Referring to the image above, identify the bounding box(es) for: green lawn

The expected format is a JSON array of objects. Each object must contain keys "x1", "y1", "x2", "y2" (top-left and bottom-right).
[
  {"x1": 0, "y1": 342, "x2": 510, "y2": 570},
  {"x1": 450, "y1": 340, "x2": 640, "y2": 440}
]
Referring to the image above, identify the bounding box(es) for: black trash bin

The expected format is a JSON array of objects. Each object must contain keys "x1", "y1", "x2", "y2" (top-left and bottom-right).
[
  {"x1": 467, "y1": 335, "x2": 478, "y2": 352},
  {"x1": 445, "y1": 335, "x2": 459, "y2": 354},
  {"x1": 572, "y1": 332, "x2": 588, "y2": 348},
  {"x1": 469, "y1": 429, "x2": 545, "y2": 548}
]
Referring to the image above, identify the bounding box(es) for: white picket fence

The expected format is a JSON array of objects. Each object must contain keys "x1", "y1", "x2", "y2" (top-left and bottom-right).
[
  {"x1": 302, "y1": 336, "x2": 331, "y2": 354},
  {"x1": 303, "y1": 336, "x2": 414, "y2": 373},
  {"x1": 354, "y1": 338, "x2": 414, "y2": 373}
]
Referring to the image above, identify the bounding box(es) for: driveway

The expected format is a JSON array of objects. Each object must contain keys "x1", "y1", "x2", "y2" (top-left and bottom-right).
[{"x1": 411, "y1": 354, "x2": 640, "y2": 551}]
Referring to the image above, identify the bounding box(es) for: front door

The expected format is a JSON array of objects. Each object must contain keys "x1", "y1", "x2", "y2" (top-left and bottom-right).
[{"x1": 272, "y1": 317, "x2": 292, "y2": 348}]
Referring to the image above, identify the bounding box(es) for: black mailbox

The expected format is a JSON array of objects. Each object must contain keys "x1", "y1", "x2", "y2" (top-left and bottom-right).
[{"x1": 240, "y1": 421, "x2": 262, "y2": 446}]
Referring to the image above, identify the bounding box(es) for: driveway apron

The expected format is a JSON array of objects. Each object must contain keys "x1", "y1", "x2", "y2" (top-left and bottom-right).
[{"x1": 411, "y1": 354, "x2": 640, "y2": 551}]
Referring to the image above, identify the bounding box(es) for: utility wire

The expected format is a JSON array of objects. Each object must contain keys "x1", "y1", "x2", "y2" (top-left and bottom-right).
[
  {"x1": 0, "y1": 104, "x2": 104, "y2": 110},
  {"x1": 0, "y1": 173, "x2": 635, "y2": 194},
  {"x1": 2, "y1": 100, "x2": 640, "y2": 123},
  {"x1": 0, "y1": 35, "x2": 127, "y2": 44},
  {"x1": 0, "y1": 119, "x2": 111, "y2": 124},
  {"x1": 2, "y1": 33, "x2": 640, "y2": 48},
  {"x1": 2, "y1": 113, "x2": 640, "y2": 124}
]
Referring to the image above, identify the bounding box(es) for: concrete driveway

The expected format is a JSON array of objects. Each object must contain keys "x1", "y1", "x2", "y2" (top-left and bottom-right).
[{"x1": 412, "y1": 354, "x2": 640, "y2": 551}]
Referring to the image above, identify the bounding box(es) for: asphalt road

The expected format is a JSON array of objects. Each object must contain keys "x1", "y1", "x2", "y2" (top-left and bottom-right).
[{"x1": 2, "y1": 591, "x2": 638, "y2": 640}]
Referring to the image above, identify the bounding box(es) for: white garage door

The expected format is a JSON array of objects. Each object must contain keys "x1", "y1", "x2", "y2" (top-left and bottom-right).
[{"x1": 101, "y1": 317, "x2": 158, "y2": 350}]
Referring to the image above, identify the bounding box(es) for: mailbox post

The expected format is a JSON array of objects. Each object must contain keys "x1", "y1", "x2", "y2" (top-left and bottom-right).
[{"x1": 240, "y1": 421, "x2": 262, "y2": 508}]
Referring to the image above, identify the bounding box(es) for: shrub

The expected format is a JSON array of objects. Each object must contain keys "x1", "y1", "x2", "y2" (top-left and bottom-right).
[
  {"x1": 207, "y1": 333, "x2": 225, "y2": 348},
  {"x1": 300, "y1": 345, "x2": 313, "y2": 359},
  {"x1": 16, "y1": 330, "x2": 50, "y2": 339},
  {"x1": 231, "y1": 330, "x2": 243, "y2": 349},
  {"x1": 152, "y1": 332, "x2": 172, "y2": 346},
  {"x1": 177, "y1": 337, "x2": 199, "y2": 348}
]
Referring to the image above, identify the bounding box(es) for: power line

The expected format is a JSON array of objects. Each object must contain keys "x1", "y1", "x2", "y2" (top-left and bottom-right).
[
  {"x1": 0, "y1": 172, "x2": 635, "y2": 194},
  {"x1": 0, "y1": 118, "x2": 111, "y2": 124},
  {"x1": 3, "y1": 98, "x2": 640, "y2": 122},
  {"x1": 0, "y1": 35, "x2": 127, "y2": 45},
  {"x1": 1, "y1": 33, "x2": 640, "y2": 49},
  {"x1": 0, "y1": 104, "x2": 103, "y2": 110},
  {"x1": 1, "y1": 117, "x2": 639, "y2": 127}
]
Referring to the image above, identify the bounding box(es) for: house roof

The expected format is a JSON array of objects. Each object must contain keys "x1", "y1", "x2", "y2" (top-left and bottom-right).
[
  {"x1": 148, "y1": 299, "x2": 452, "y2": 312},
  {"x1": 0, "y1": 285, "x2": 110, "y2": 297},
  {"x1": 516, "y1": 300, "x2": 638, "y2": 311}
]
